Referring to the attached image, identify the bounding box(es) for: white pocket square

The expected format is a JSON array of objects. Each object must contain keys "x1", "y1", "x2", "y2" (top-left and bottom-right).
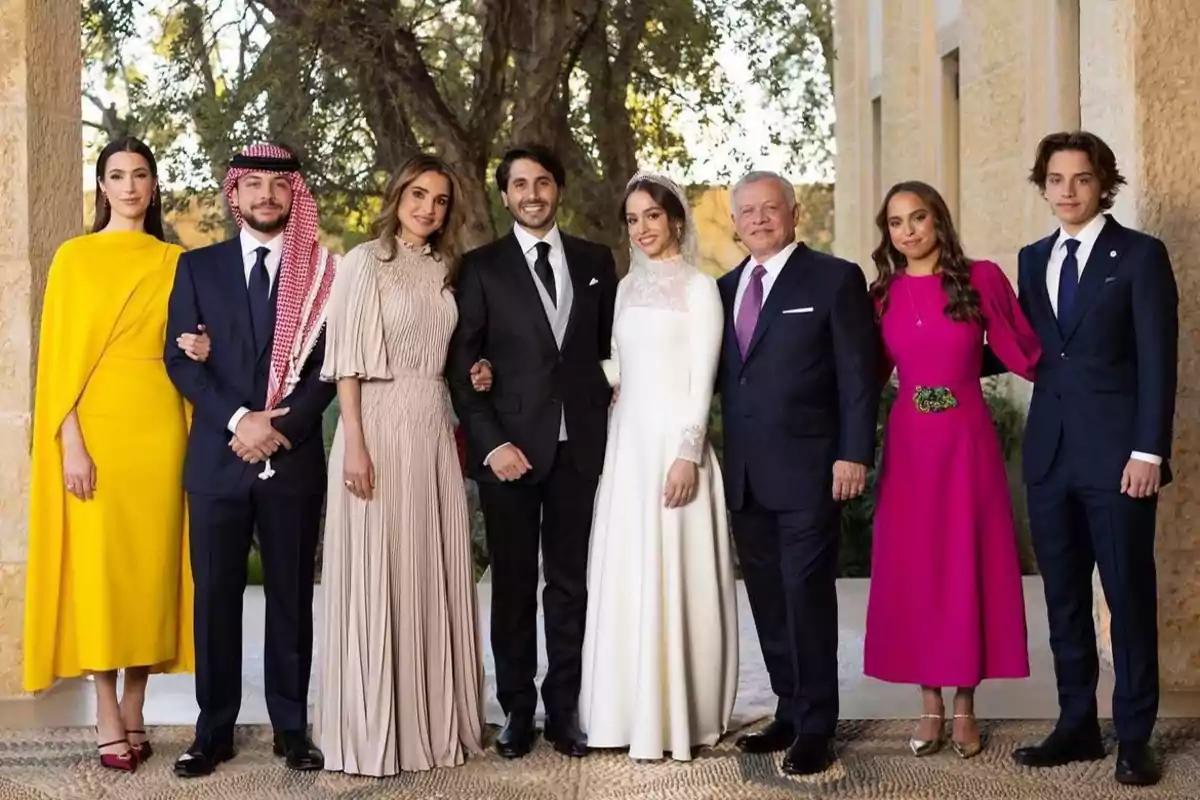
[
  {"x1": 782, "y1": 307, "x2": 815, "y2": 314},
  {"x1": 588, "y1": 277, "x2": 599, "y2": 286},
  {"x1": 1104, "y1": 276, "x2": 1116, "y2": 283}
]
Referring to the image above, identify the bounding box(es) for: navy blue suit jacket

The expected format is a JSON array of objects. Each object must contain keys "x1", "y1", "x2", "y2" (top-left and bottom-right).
[
  {"x1": 1017, "y1": 215, "x2": 1178, "y2": 489},
  {"x1": 164, "y1": 238, "x2": 335, "y2": 496},
  {"x1": 716, "y1": 245, "x2": 879, "y2": 512}
]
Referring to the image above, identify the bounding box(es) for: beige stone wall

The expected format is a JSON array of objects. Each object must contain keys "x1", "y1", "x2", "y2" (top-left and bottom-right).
[
  {"x1": 880, "y1": 0, "x2": 942, "y2": 195},
  {"x1": 0, "y1": 0, "x2": 83, "y2": 697},
  {"x1": 1121, "y1": 0, "x2": 1200, "y2": 689},
  {"x1": 1075, "y1": 0, "x2": 1200, "y2": 687}
]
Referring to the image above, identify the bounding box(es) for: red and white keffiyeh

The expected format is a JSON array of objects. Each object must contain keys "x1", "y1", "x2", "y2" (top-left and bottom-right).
[{"x1": 222, "y1": 143, "x2": 337, "y2": 413}]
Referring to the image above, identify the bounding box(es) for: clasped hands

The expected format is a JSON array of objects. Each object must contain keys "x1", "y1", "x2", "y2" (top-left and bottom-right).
[
  {"x1": 231, "y1": 408, "x2": 291, "y2": 463},
  {"x1": 174, "y1": 326, "x2": 289, "y2": 463}
]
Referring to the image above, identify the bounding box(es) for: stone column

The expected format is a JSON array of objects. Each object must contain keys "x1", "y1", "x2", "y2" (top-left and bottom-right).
[
  {"x1": 958, "y1": 0, "x2": 1080, "y2": 279},
  {"x1": 833, "y1": 0, "x2": 876, "y2": 273},
  {"x1": 1079, "y1": 0, "x2": 1200, "y2": 689},
  {"x1": 0, "y1": 0, "x2": 83, "y2": 697},
  {"x1": 879, "y1": 0, "x2": 941, "y2": 193}
]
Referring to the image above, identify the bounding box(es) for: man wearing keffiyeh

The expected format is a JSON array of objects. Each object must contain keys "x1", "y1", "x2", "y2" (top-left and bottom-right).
[{"x1": 164, "y1": 143, "x2": 336, "y2": 778}]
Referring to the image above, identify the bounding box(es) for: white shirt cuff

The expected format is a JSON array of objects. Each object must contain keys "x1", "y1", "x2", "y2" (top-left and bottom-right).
[
  {"x1": 484, "y1": 442, "x2": 511, "y2": 466},
  {"x1": 228, "y1": 406, "x2": 250, "y2": 434},
  {"x1": 1130, "y1": 451, "x2": 1162, "y2": 466}
]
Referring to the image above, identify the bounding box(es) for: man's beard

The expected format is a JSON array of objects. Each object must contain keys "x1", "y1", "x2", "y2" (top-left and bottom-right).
[{"x1": 243, "y1": 208, "x2": 290, "y2": 234}]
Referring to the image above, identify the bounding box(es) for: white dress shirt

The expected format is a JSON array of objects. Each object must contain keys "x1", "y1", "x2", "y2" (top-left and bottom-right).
[
  {"x1": 1046, "y1": 213, "x2": 1105, "y2": 318},
  {"x1": 483, "y1": 224, "x2": 572, "y2": 466},
  {"x1": 733, "y1": 241, "x2": 799, "y2": 319},
  {"x1": 228, "y1": 230, "x2": 285, "y2": 434},
  {"x1": 1045, "y1": 214, "x2": 1159, "y2": 466}
]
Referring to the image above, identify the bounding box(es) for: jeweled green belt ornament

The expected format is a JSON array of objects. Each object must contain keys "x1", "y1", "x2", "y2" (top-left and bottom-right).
[{"x1": 913, "y1": 386, "x2": 958, "y2": 413}]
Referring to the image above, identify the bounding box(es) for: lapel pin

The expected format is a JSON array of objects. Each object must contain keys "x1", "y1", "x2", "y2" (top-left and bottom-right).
[{"x1": 1110, "y1": 250, "x2": 1117, "y2": 257}]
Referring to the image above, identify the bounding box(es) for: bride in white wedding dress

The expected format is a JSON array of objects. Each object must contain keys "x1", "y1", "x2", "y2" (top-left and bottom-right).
[{"x1": 578, "y1": 172, "x2": 738, "y2": 761}]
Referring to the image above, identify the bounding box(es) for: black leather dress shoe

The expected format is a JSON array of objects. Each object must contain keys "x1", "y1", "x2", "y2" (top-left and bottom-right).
[
  {"x1": 495, "y1": 713, "x2": 535, "y2": 759},
  {"x1": 1012, "y1": 727, "x2": 1105, "y2": 768},
  {"x1": 544, "y1": 714, "x2": 589, "y2": 758},
  {"x1": 736, "y1": 719, "x2": 796, "y2": 754},
  {"x1": 173, "y1": 739, "x2": 235, "y2": 778},
  {"x1": 1115, "y1": 741, "x2": 1160, "y2": 786},
  {"x1": 272, "y1": 731, "x2": 324, "y2": 771},
  {"x1": 782, "y1": 735, "x2": 835, "y2": 776}
]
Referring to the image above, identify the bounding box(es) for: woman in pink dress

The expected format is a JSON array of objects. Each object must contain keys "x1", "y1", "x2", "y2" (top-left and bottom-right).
[{"x1": 864, "y1": 181, "x2": 1040, "y2": 759}]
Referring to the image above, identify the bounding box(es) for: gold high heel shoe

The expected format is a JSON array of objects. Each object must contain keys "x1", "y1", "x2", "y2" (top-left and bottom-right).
[
  {"x1": 909, "y1": 713, "x2": 945, "y2": 756},
  {"x1": 951, "y1": 713, "x2": 982, "y2": 759}
]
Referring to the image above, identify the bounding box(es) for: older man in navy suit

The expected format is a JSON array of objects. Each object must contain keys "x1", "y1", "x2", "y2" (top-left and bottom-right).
[
  {"x1": 1009, "y1": 131, "x2": 1178, "y2": 788},
  {"x1": 717, "y1": 171, "x2": 879, "y2": 776}
]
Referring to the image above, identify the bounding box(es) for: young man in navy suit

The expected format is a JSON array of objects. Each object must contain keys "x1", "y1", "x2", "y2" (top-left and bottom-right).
[
  {"x1": 1011, "y1": 131, "x2": 1178, "y2": 787},
  {"x1": 165, "y1": 144, "x2": 337, "y2": 777}
]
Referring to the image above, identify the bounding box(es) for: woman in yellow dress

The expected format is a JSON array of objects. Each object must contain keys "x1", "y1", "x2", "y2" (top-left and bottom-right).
[{"x1": 24, "y1": 137, "x2": 208, "y2": 772}]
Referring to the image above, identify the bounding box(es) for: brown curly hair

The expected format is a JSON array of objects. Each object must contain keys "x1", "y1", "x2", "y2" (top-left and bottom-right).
[
  {"x1": 869, "y1": 181, "x2": 981, "y2": 323},
  {"x1": 1028, "y1": 130, "x2": 1126, "y2": 211}
]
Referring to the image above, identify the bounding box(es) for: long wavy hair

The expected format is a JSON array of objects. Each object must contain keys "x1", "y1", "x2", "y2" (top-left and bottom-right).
[
  {"x1": 92, "y1": 136, "x2": 166, "y2": 241},
  {"x1": 869, "y1": 181, "x2": 981, "y2": 323},
  {"x1": 372, "y1": 154, "x2": 465, "y2": 286}
]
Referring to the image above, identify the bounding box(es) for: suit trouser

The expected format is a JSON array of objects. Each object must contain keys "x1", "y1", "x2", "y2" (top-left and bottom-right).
[
  {"x1": 1027, "y1": 457, "x2": 1159, "y2": 744},
  {"x1": 478, "y1": 441, "x2": 597, "y2": 720},
  {"x1": 731, "y1": 482, "x2": 841, "y2": 737},
  {"x1": 189, "y1": 484, "x2": 323, "y2": 744}
]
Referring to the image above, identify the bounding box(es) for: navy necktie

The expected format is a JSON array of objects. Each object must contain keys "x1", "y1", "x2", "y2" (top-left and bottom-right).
[
  {"x1": 1057, "y1": 238, "x2": 1081, "y2": 327},
  {"x1": 533, "y1": 241, "x2": 556, "y2": 307},
  {"x1": 249, "y1": 246, "x2": 272, "y2": 350}
]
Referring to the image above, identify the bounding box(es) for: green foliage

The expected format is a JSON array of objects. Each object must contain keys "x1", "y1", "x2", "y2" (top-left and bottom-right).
[
  {"x1": 82, "y1": 0, "x2": 835, "y2": 253},
  {"x1": 246, "y1": 539, "x2": 264, "y2": 586}
]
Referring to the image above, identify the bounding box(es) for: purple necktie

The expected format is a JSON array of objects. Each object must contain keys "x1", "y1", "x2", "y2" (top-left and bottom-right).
[{"x1": 735, "y1": 264, "x2": 767, "y2": 357}]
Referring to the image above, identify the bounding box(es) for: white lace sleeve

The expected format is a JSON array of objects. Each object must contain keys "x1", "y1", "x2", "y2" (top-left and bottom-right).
[
  {"x1": 600, "y1": 277, "x2": 627, "y2": 387},
  {"x1": 677, "y1": 274, "x2": 722, "y2": 463}
]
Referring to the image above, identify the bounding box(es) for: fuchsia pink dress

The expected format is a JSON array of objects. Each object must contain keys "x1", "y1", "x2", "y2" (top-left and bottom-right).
[{"x1": 865, "y1": 260, "x2": 1040, "y2": 687}]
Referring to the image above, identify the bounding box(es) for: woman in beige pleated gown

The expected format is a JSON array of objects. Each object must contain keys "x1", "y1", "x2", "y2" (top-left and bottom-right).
[{"x1": 316, "y1": 154, "x2": 485, "y2": 775}]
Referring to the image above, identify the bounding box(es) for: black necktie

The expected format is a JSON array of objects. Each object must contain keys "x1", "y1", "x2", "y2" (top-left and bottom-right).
[
  {"x1": 533, "y1": 241, "x2": 556, "y2": 307},
  {"x1": 249, "y1": 246, "x2": 272, "y2": 350},
  {"x1": 1057, "y1": 238, "x2": 1081, "y2": 327}
]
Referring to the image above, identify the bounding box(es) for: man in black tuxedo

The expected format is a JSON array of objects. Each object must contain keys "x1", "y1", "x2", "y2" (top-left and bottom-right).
[
  {"x1": 1010, "y1": 131, "x2": 1178, "y2": 788},
  {"x1": 447, "y1": 145, "x2": 617, "y2": 759},
  {"x1": 164, "y1": 144, "x2": 336, "y2": 777},
  {"x1": 717, "y1": 171, "x2": 878, "y2": 776}
]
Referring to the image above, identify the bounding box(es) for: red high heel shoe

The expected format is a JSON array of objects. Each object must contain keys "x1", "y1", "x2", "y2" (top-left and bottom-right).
[
  {"x1": 97, "y1": 738, "x2": 138, "y2": 772},
  {"x1": 128, "y1": 729, "x2": 153, "y2": 762}
]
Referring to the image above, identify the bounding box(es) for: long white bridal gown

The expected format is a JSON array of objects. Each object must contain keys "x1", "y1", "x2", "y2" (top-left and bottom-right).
[{"x1": 578, "y1": 255, "x2": 738, "y2": 761}]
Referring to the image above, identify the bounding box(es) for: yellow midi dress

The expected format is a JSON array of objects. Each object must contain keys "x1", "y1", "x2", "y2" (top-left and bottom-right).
[{"x1": 24, "y1": 230, "x2": 194, "y2": 692}]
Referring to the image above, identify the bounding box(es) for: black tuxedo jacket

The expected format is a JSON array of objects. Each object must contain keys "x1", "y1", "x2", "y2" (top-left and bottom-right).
[
  {"x1": 447, "y1": 230, "x2": 618, "y2": 484},
  {"x1": 164, "y1": 238, "x2": 335, "y2": 495},
  {"x1": 716, "y1": 244, "x2": 879, "y2": 511},
  {"x1": 1016, "y1": 215, "x2": 1178, "y2": 489}
]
